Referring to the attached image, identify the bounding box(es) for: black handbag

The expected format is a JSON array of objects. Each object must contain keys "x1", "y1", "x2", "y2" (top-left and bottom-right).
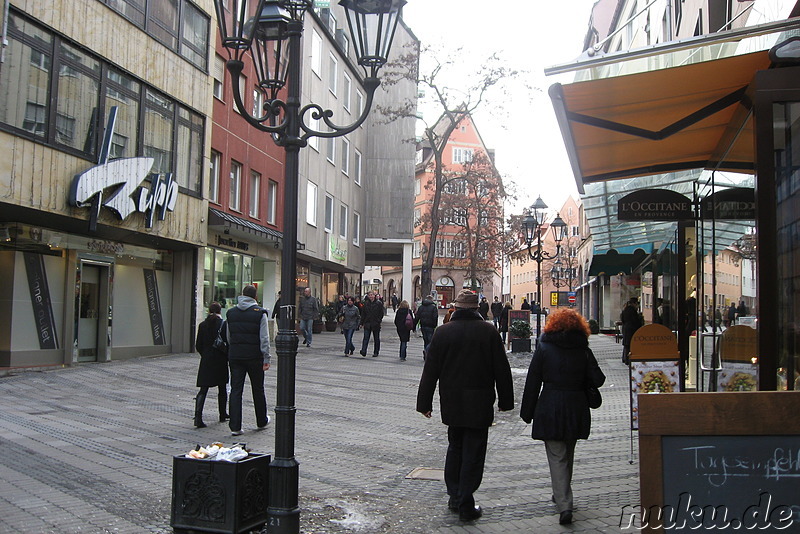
[
  {"x1": 585, "y1": 350, "x2": 602, "y2": 409},
  {"x1": 212, "y1": 320, "x2": 228, "y2": 354}
]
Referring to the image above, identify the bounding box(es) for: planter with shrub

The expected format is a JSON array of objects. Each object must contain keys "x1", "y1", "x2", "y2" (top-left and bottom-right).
[{"x1": 509, "y1": 320, "x2": 533, "y2": 353}]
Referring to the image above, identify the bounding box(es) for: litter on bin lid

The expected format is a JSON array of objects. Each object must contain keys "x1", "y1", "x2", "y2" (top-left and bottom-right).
[{"x1": 185, "y1": 442, "x2": 249, "y2": 462}]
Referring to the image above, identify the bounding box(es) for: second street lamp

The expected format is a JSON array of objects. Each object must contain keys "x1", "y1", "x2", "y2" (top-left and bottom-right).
[
  {"x1": 211, "y1": 1, "x2": 404, "y2": 532},
  {"x1": 522, "y1": 196, "x2": 567, "y2": 345}
]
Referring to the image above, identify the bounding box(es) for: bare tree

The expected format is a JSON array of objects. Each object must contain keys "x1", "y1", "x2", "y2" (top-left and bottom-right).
[{"x1": 379, "y1": 44, "x2": 521, "y2": 297}]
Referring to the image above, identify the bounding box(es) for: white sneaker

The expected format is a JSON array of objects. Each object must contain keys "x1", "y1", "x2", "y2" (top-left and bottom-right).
[
  {"x1": 257, "y1": 415, "x2": 271, "y2": 430},
  {"x1": 231, "y1": 429, "x2": 243, "y2": 436}
]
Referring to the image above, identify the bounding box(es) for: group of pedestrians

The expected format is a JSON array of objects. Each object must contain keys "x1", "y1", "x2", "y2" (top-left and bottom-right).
[
  {"x1": 191, "y1": 286, "x2": 608, "y2": 527},
  {"x1": 417, "y1": 289, "x2": 605, "y2": 525}
]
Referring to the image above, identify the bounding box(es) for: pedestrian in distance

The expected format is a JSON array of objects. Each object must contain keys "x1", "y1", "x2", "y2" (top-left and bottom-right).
[
  {"x1": 339, "y1": 296, "x2": 361, "y2": 356},
  {"x1": 521, "y1": 298, "x2": 531, "y2": 311},
  {"x1": 520, "y1": 308, "x2": 606, "y2": 526},
  {"x1": 193, "y1": 302, "x2": 229, "y2": 428},
  {"x1": 359, "y1": 290, "x2": 384, "y2": 357},
  {"x1": 499, "y1": 301, "x2": 512, "y2": 343},
  {"x1": 727, "y1": 302, "x2": 737, "y2": 327},
  {"x1": 416, "y1": 289, "x2": 514, "y2": 522},
  {"x1": 271, "y1": 291, "x2": 281, "y2": 319},
  {"x1": 620, "y1": 297, "x2": 642, "y2": 365},
  {"x1": 416, "y1": 294, "x2": 439, "y2": 358},
  {"x1": 391, "y1": 292, "x2": 399, "y2": 312},
  {"x1": 478, "y1": 297, "x2": 489, "y2": 320},
  {"x1": 394, "y1": 300, "x2": 415, "y2": 361},
  {"x1": 225, "y1": 285, "x2": 271, "y2": 436},
  {"x1": 490, "y1": 296, "x2": 503, "y2": 329},
  {"x1": 298, "y1": 287, "x2": 319, "y2": 348},
  {"x1": 443, "y1": 303, "x2": 455, "y2": 324}
]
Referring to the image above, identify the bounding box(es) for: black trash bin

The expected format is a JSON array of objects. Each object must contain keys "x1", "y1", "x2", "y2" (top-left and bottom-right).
[{"x1": 171, "y1": 452, "x2": 270, "y2": 534}]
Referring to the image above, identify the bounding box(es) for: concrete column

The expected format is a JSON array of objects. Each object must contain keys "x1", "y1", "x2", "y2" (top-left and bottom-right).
[{"x1": 402, "y1": 242, "x2": 413, "y2": 305}]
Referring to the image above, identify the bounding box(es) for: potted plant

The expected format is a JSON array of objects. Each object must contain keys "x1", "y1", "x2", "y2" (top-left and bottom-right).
[
  {"x1": 320, "y1": 303, "x2": 339, "y2": 332},
  {"x1": 509, "y1": 320, "x2": 533, "y2": 353}
]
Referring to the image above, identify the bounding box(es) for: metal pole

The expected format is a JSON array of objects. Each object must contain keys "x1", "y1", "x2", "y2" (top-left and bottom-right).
[
  {"x1": 535, "y1": 229, "x2": 542, "y2": 347},
  {"x1": 269, "y1": 19, "x2": 302, "y2": 534}
]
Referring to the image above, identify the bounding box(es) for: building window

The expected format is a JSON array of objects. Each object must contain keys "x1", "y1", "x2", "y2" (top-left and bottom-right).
[
  {"x1": 413, "y1": 240, "x2": 420, "y2": 258},
  {"x1": 143, "y1": 88, "x2": 174, "y2": 175},
  {"x1": 327, "y1": 9, "x2": 337, "y2": 33},
  {"x1": 413, "y1": 209, "x2": 421, "y2": 228},
  {"x1": 324, "y1": 194, "x2": 334, "y2": 232},
  {"x1": 311, "y1": 29, "x2": 322, "y2": 76},
  {"x1": 328, "y1": 53, "x2": 338, "y2": 95},
  {"x1": 352, "y1": 211, "x2": 361, "y2": 246},
  {"x1": 326, "y1": 136, "x2": 336, "y2": 164},
  {"x1": 230, "y1": 160, "x2": 242, "y2": 211},
  {"x1": 0, "y1": 10, "x2": 204, "y2": 193},
  {"x1": 342, "y1": 72, "x2": 351, "y2": 112},
  {"x1": 266, "y1": 180, "x2": 277, "y2": 225},
  {"x1": 210, "y1": 151, "x2": 221, "y2": 203},
  {"x1": 99, "y1": 0, "x2": 209, "y2": 70},
  {"x1": 355, "y1": 89, "x2": 364, "y2": 117},
  {"x1": 308, "y1": 115, "x2": 320, "y2": 151},
  {"x1": 212, "y1": 55, "x2": 225, "y2": 99},
  {"x1": 249, "y1": 170, "x2": 261, "y2": 218},
  {"x1": 253, "y1": 88, "x2": 264, "y2": 117},
  {"x1": 354, "y1": 149, "x2": 362, "y2": 185},
  {"x1": 415, "y1": 179, "x2": 421, "y2": 196},
  {"x1": 341, "y1": 138, "x2": 350, "y2": 175},
  {"x1": 452, "y1": 147, "x2": 473, "y2": 164},
  {"x1": 339, "y1": 204, "x2": 348, "y2": 239},
  {"x1": 306, "y1": 181, "x2": 318, "y2": 226},
  {"x1": 571, "y1": 225, "x2": 580, "y2": 237}
]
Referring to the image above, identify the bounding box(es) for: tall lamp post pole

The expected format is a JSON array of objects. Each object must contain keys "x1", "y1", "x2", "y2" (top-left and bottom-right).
[
  {"x1": 522, "y1": 196, "x2": 567, "y2": 346},
  {"x1": 211, "y1": 1, "x2": 404, "y2": 532}
]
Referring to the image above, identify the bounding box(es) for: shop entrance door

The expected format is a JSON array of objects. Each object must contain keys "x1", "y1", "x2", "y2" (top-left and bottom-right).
[{"x1": 77, "y1": 262, "x2": 111, "y2": 362}]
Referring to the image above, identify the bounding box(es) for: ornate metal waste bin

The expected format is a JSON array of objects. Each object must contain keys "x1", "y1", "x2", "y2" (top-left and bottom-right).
[{"x1": 171, "y1": 453, "x2": 270, "y2": 534}]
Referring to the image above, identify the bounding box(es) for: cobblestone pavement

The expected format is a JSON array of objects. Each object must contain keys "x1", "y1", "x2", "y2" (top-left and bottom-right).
[{"x1": 0, "y1": 317, "x2": 638, "y2": 533}]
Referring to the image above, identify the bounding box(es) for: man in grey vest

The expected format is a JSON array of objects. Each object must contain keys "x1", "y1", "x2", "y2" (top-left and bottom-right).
[{"x1": 226, "y1": 284, "x2": 271, "y2": 436}]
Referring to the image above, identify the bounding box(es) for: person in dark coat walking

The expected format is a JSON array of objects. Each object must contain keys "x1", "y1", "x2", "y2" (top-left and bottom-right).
[
  {"x1": 620, "y1": 298, "x2": 642, "y2": 365},
  {"x1": 193, "y1": 302, "x2": 229, "y2": 428},
  {"x1": 520, "y1": 308, "x2": 605, "y2": 526},
  {"x1": 490, "y1": 297, "x2": 503, "y2": 329},
  {"x1": 499, "y1": 301, "x2": 512, "y2": 342},
  {"x1": 339, "y1": 296, "x2": 361, "y2": 356},
  {"x1": 226, "y1": 285, "x2": 271, "y2": 436},
  {"x1": 416, "y1": 290, "x2": 514, "y2": 522},
  {"x1": 727, "y1": 303, "x2": 737, "y2": 327},
  {"x1": 416, "y1": 295, "x2": 439, "y2": 357},
  {"x1": 478, "y1": 297, "x2": 489, "y2": 320},
  {"x1": 359, "y1": 290, "x2": 384, "y2": 357},
  {"x1": 394, "y1": 300, "x2": 415, "y2": 361}
]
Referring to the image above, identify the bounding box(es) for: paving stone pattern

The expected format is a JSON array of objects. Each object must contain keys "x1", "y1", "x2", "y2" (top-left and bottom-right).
[{"x1": 0, "y1": 317, "x2": 639, "y2": 533}]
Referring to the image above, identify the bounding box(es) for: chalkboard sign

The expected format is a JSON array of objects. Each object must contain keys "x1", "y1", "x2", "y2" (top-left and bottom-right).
[
  {"x1": 661, "y1": 435, "x2": 800, "y2": 531},
  {"x1": 639, "y1": 392, "x2": 800, "y2": 533}
]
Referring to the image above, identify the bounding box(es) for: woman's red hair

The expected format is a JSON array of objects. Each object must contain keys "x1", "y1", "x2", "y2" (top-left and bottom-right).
[{"x1": 543, "y1": 308, "x2": 591, "y2": 338}]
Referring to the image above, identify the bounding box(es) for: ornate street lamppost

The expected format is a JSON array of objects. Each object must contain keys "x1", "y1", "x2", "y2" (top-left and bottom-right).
[
  {"x1": 522, "y1": 196, "x2": 567, "y2": 344},
  {"x1": 211, "y1": 1, "x2": 404, "y2": 532}
]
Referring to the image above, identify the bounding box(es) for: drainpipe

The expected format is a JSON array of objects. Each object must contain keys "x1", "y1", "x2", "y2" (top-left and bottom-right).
[
  {"x1": 665, "y1": 0, "x2": 674, "y2": 40},
  {"x1": 1, "y1": 0, "x2": 10, "y2": 73}
]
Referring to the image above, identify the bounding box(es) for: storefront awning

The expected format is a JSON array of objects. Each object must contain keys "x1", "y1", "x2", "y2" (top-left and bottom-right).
[
  {"x1": 208, "y1": 208, "x2": 283, "y2": 243},
  {"x1": 550, "y1": 50, "x2": 772, "y2": 192}
]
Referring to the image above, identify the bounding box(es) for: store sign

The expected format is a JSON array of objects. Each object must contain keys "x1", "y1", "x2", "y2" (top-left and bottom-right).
[
  {"x1": 701, "y1": 188, "x2": 755, "y2": 220},
  {"x1": 328, "y1": 235, "x2": 347, "y2": 264},
  {"x1": 23, "y1": 252, "x2": 59, "y2": 350},
  {"x1": 143, "y1": 269, "x2": 166, "y2": 346},
  {"x1": 617, "y1": 190, "x2": 694, "y2": 221},
  {"x1": 68, "y1": 107, "x2": 178, "y2": 231},
  {"x1": 216, "y1": 234, "x2": 250, "y2": 252}
]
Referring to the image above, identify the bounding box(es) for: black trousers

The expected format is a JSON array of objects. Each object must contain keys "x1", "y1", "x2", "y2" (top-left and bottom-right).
[
  {"x1": 228, "y1": 358, "x2": 268, "y2": 432},
  {"x1": 444, "y1": 426, "x2": 489, "y2": 513}
]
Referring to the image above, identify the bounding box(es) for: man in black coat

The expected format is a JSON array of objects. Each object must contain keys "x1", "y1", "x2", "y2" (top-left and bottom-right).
[
  {"x1": 226, "y1": 285, "x2": 271, "y2": 436},
  {"x1": 415, "y1": 295, "x2": 439, "y2": 357},
  {"x1": 490, "y1": 296, "x2": 503, "y2": 329},
  {"x1": 416, "y1": 289, "x2": 514, "y2": 522},
  {"x1": 359, "y1": 290, "x2": 384, "y2": 357}
]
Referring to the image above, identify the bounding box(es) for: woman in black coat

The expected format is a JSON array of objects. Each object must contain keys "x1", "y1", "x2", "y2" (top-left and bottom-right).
[
  {"x1": 393, "y1": 300, "x2": 415, "y2": 361},
  {"x1": 499, "y1": 302, "x2": 512, "y2": 342},
  {"x1": 520, "y1": 308, "x2": 605, "y2": 526},
  {"x1": 193, "y1": 302, "x2": 229, "y2": 428}
]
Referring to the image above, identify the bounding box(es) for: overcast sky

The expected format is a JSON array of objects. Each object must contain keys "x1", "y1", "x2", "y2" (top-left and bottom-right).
[{"x1": 401, "y1": 1, "x2": 598, "y2": 216}]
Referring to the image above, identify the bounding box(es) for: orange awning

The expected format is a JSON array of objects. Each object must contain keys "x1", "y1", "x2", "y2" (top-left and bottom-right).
[{"x1": 550, "y1": 51, "x2": 772, "y2": 192}]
